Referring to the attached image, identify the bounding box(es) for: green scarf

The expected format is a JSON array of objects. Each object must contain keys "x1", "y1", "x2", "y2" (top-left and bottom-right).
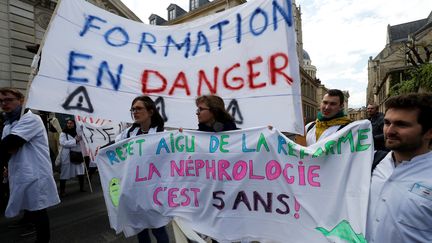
[
  {"x1": 315, "y1": 111, "x2": 351, "y2": 140},
  {"x1": 317, "y1": 111, "x2": 346, "y2": 121}
]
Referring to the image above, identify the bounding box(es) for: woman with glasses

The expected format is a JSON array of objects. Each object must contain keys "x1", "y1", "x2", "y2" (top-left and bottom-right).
[
  {"x1": 194, "y1": 94, "x2": 237, "y2": 243},
  {"x1": 117, "y1": 96, "x2": 165, "y2": 140},
  {"x1": 196, "y1": 95, "x2": 237, "y2": 132},
  {"x1": 115, "y1": 95, "x2": 169, "y2": 243}
]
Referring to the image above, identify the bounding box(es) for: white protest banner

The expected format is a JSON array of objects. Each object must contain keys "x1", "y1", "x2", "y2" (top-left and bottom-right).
[
  {"x1": 75, "y1": 116, "x2": 126, "y2": 162},
  {"x1": 26, "y1": 0, "x2": 303, "y2": 134},
  {"x1": 96, "y1": 120, "x2": 372, "y2": 242}
]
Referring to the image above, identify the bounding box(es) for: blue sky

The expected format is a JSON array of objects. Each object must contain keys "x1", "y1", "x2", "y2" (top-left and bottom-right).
[{"x1": 120, "y1": 0, "x2": 432, "y2": 108}]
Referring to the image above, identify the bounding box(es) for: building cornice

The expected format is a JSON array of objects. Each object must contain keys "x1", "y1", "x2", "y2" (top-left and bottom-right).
[
  {"x1": 20, "y1": 0, "x2": 56, "y2": 10},
  {"x1": 108, "y1": 0, "x2": 141, "y2": 22},
  {"x1": 20, "y1": 0, "x2": 141, "y2": 22},
  {"x1": 166, "y1": 0, "x2": 246, "y2": 25}
]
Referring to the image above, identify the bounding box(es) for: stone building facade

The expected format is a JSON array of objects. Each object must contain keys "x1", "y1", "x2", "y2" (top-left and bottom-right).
[
  {"x1": 300, "y1": 50, "x2": 319, "y2": 123},
  {"x1": 367, "y1": 11, "x2": 432, "y2": 112},
  {"x1": 348, "y1": 107, "x2": 366, "y2": 121}
]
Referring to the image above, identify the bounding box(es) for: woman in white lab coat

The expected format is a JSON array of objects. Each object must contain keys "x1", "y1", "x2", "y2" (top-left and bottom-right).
[
  {"x1": 59, "y1": 119, "x2": 85, "y2": 197},
  {"x1": 116, "y1": 95, "x2": 169, "y2": 243}
]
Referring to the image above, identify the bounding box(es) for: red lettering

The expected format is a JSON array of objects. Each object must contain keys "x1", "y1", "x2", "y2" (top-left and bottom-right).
[
  {"x1": 141, "y1": 70, "x2": 167, "y2": 94},
  {"x1": 168, "y1": 71, "x2": 191, "y2": 96},
  {"x1": 223, "y1": 63, "x2": 244, "y2": 90},
  {"x1": 269, "y1": 52, "x2": 293, "y2": 85},
  {"x1": 247, "y1": 56, "x2": 265, "y2": 89},
  {"x1": 197, "y1": 67, "x2": 219, "y2": 96},
  {"x1": 141, "y1": 52, "x2": 294, "y2": 96}
]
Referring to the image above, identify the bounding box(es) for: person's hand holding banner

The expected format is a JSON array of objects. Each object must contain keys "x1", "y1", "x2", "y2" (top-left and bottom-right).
[{"x1": 96, "y1": 121, "x2": 373, "y2": 242}]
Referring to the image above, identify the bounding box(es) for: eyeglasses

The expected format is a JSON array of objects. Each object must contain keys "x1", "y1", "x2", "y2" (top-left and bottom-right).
[
  {"x1": 196, "y1": 107, "x2": 210, "y2": 114},
  {"x1": 0, "y1": 97, "x2": 17, "y2": 105},
  {"x1": 130, "y1": 107, "x2": 145, "y2": 113}
]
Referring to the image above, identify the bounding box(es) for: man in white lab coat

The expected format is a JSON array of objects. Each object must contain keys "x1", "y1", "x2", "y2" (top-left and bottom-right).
[
  {"x1": 366, "y1": 93, "x2": 432, "y2": 243},
  {"x1": 0, "y1": 88, "x2": 60, "y2": 243}
]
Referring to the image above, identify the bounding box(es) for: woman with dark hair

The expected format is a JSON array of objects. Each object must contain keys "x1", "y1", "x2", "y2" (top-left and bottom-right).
[
  {"x1": 116, "y1": 96, "x2": 165, "y2": 140},
  {"x1": 115, "y1": 95, "x2": 169, "y2": 243},
  {"x1": 195, "y1": 95, "x2": 237, "y2": 243},
  {"x1": 59, "y1": 119, "x2": 85, "y2": 197},
  {"x1": 196, "y1": 94, "x2": 237, "y2": 132}
]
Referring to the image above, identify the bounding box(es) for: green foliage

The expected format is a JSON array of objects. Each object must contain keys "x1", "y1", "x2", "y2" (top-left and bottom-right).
[
  {"x1": 390, "y1": 64, "x2": 432, "y2": 95},
  {"x1": 414, "y1": 63, "x2": 432, "y2": 90},
  {"x1": 389, "y1": 72, "x2": 402, "y2": 87}
]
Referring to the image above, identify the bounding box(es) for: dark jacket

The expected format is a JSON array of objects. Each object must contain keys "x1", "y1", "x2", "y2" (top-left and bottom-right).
[
  {"x1": 198, "y1": 121, "x2": 238, "y2": 132},
  {"x1": 369, "y1": 112, "x2": 386, "y2": 150}
]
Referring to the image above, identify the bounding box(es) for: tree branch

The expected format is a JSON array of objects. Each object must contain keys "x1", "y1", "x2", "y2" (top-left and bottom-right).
[
  {"x1": 424, "y1": 46, "x2": 432, "y2": 62},
  {"x1": 408, "y1": 45, "x2": 425, "y2": 64},
  {"x1": 406, "y1": 52, "x2": 419, "y2": 68}
]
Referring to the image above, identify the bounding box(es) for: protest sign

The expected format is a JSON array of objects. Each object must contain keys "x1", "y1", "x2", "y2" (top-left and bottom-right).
[
  {"x1": 75, "y1": 115, "x2": 126, "y2": 162},
  {"x1": 26, "y1": 0, "x2": 303, "y2": 134},
  {"x1": 96, "y1": 120, "x2": 372, "y2": 242}
]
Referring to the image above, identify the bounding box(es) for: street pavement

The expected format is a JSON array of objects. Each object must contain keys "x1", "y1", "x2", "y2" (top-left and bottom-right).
[{"x1": 0, "y1": 172, "x2": 175, "y2": 243}]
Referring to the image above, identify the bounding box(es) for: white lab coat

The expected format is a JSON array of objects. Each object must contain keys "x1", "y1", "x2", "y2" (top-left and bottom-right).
[
  {"x1": 115, "y1": 126, "x2": 158, "y2": 142},
  {"x1": 2, "y1": 110, "x2": 60, "y2": 217},
  {"x1": 305, "y1": 122, "x2": 343, "y2": 146},
  {"x1": 59, "y1": 132, "x2": 85, "y2": 180},
  {"x1": 366, "y1": 151, "x2": 432, "y2": 242}
]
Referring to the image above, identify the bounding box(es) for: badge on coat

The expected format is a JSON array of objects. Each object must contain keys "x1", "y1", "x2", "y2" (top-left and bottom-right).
[{"x1": 410, "y1": 183, "x2": 432, "y2": 201}]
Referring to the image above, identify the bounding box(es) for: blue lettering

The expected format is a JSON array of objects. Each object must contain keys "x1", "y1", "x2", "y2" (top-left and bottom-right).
[
  {"x1": 272, "y1": 0, "x2": 292, "y2": 29},
  {"x1": 156, "y1": 138, "x2": 170, "y2": 154},
  {"x1": 242, "y1": 134, "x2": 256, "y2": 152},
  {"x1": 97, "y1": 61, "x2": 123, "y2": 91},
  {"x1": 192, "y1": 31, "x2": 210, "y2": 56},
  {"x1": 67, "y1": 51, "x2": 92, "y2": 83},
  {"x1": 80, "y1": 15, "x2": 107, "y2": 37},
  {"x1": 209, "y1": 20, "x2": 229, "y2": 50},
  {"x1": 164, "y1": 33, "x2": 191, "y2": 58},
  {"x1": 138, "y1": 32, "x2": 157, "y2": 54},
  {"x1": 106, "y1": 150, "x2": 119, "y2": 165},
  {"x1": 277, "y1": 135, "x2": 288, "y2": 155},
  {"x1": 249, "y1": 8, "x2": 269, "y2": 36},
  {"x1": 209, "y1": 136, "x2": 219, "y2": 153},
  {"x1": 236, "y1": 14, "x2": 242, "y2": 44},
  {"x1": 104, "y1": 26, "x2": 129, "y2": 47}
]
